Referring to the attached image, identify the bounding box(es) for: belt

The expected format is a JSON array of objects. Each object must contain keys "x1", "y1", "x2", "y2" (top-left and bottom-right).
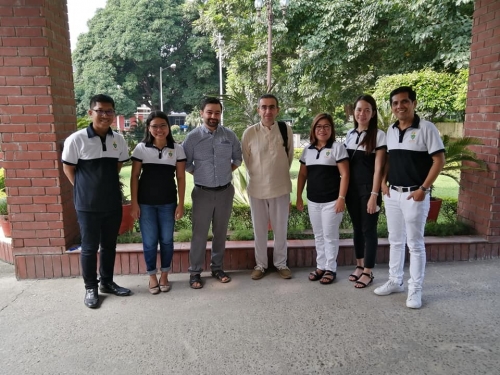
[
  {"x1": 390, "y1": 185, "x2": 419, "y2": 193},
  {"x1": 195, "y1": 183, "x2": 231, "y2": 191}
]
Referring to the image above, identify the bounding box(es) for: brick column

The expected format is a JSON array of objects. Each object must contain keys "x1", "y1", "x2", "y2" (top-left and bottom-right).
[
  {"x1": 460, "y1": 0, "x2": 500, "y2": 242},
  {"x1": 0, "y1": 0, "x2": 79, "y2": 278}
]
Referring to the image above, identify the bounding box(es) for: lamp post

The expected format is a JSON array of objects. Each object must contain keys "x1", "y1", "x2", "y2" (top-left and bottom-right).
[
  {"x1": 217, "y1": 33, "x2": 224, "y2": 125},
  {"x1": 254, "y1": 0, "x2": 290, "y2": 93},
  {"x1": 159, "y1": 63, "x2": 176, "y2": 112}
]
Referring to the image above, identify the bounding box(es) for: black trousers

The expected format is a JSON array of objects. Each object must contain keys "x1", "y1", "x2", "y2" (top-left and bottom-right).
[
  {"x1": 76, "y1": 209, "x2": 122, "y2": 289},
  {"x1": 346, "y1": 184, "x2": 381, "y2": 269}
]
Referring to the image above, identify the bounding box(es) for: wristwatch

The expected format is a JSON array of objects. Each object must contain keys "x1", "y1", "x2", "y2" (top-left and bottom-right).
[{"x1": 419, "y1": 185, "x2": 430, "y2": 192}]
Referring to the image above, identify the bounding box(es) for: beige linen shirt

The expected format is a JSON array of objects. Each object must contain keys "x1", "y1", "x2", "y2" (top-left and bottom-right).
[{"x1": 241, "y1": 121, "x2": 293, "y2": 199}]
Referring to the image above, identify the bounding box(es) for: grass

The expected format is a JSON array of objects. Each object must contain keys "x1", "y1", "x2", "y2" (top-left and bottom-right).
[{"x1": 119, "y1": 159, "x2": 459, "y2": 204}]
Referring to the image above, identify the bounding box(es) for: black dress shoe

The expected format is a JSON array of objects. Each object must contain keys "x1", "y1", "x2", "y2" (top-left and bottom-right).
[
  {"x1": 99, "y1": 281, "x2": 131, "y2": 296},
  {"x1": 84, "y1": 288, "x2": 99, "y2": 308}
]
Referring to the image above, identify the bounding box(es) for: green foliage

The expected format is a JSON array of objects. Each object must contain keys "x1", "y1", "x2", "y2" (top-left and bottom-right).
[
  {"x1": 0, "y1": 197, "x2": 8, "y2": 215},
  {"x1": 441, "y1": 135, "x2": 487, "y2": 184},
  {"x1": 77, "y1": 116, "x2": 91, "y2": 130},
  {"x1": 197, "y1": 0, "x2": 473, "y2": 117},
  {"x1": 174, "y1": 229, "x2": 195, "y2": 243},
  {"x1": 0, "y1": 168, "x2": 5, "y2": 194},
  {"x1": 372, "y1": 69, "x2": 468, "y2": 121},
  {"x1": 72, "y1": 0, "x2": 218, "y2": 117},
  {"x1": 232, "y1": 169, "x2": 250, "y2": 206},
  {"x1": 171, "y1": 125, "x2": 180, "y2": 134}
]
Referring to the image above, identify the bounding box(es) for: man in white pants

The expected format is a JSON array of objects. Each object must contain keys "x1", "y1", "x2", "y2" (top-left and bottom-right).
[
  {"x1": 375, "y1": 86, "x2": 445, "y2": 309},
  {"x1": 242, "y1": 94, "x2": 294, "y2": 280}
]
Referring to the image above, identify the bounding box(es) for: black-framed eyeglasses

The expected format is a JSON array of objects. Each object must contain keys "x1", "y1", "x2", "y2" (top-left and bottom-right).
[
  {"x1": 315, "y1": 125, "x2": 331, "y2": 130},
  {"x1": 92, "y1": 109, "x2": 115, "y2": 116}
]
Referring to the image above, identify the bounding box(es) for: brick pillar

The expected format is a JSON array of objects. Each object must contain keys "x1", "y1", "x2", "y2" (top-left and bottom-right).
[
  {"x1": 459, "y1": 0, "x2": 500, "y2": 242},
  {"x1": 0, "y1": 0, "x2": 79, "y2": 278}
]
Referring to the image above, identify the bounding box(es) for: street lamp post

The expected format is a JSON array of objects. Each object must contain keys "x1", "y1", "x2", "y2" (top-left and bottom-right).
[
  {"x1": 217, "y1": 33, "x2": 224, "y2": 125},
  {"x1": 254, "y1": 0, "x2": 290, "y2": 93},
  {"x1": 159, "y1": 63, "x2": 176, "y2": 112}
]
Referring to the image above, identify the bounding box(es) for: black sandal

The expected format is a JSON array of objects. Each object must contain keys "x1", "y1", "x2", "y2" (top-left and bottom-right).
[
  {"x1": 355, "y1": 272, "x2": 374, "y2": 288},
  {"x1": 349, "y1": 266, "x2": 364, "y2": 282},
  {"x1": 319, "y1": 271, "x2": 336, "y2": 285},
  {"x1": 189, "y1": 274, "x2": 203, "y2": 289},
  {"x1": 309, "y1": 269, "x2": 325, "y2": 281},
  {"x1": 211, "y1": 270, "x2": 231, "y2": 283}
]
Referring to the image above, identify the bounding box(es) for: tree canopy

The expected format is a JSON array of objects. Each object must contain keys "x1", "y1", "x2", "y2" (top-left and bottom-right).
[
  {"x1": 72, "y1": 0, "x2": 219, "y2": 117},
  {"x1": 196, "y1": 0, "x2": 474, "y2": 120}
]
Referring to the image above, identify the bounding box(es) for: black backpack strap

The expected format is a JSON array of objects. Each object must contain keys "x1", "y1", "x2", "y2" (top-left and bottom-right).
[{"x1": 277, "y1": 121, "x2": 289, "y2": 155}]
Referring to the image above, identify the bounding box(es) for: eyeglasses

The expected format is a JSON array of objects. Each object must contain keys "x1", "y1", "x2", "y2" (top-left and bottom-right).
[
  {"x1": 150, "y1": 125, "x2": 168, "y2": 130},
  {"x1": 259, "y1": 105, "x2": 277, "y2": 111},
  {"x1": 315, "y1": 125, "x2": 331, "y2": 131},
  {"x1": 92, "y1": 109, "x2": 115, "y2": 116}
]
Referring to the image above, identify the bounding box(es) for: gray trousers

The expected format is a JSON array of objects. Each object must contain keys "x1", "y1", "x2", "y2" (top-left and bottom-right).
[
  {"x1": 188, "y1": 184, "x2": 234, "y2": 275},
  {"x1": 249, "y1": 194, "x2": 289, "y2": 269}
]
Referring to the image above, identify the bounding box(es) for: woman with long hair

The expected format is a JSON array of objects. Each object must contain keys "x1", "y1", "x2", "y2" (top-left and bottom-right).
[
  {"x1": 344, "y1": 95, "x2": 387, "y2": 288},
  {"x1": 296, "y1": 113, "x2": 349, "y2": 284},
  {"x1": 130, "y1": 111, "x2": 186, "y2": 294}
]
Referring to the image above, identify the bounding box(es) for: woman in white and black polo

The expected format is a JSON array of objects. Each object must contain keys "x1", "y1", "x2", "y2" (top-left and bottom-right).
[
  {"x1": 296, "y1": 113, "x2": 349, "y2": 284},
  {"x1": 344, "y1": 95, "x2": 387, "y2": 288},
  {"x1": 130, "y1": 111, "x2": 186, "y2": 294}
]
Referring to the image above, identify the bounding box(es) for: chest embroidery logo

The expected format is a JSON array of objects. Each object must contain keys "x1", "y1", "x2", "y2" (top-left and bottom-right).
[
  {"x1": 410, "y1": 131, "x2": 417, "y2": 140},
  {"x1": 168, "y1": 151, "x2": 173, "y2": 158},
  {"x1": 113, "y1": 141, "x2": 117, "y2": 149}
]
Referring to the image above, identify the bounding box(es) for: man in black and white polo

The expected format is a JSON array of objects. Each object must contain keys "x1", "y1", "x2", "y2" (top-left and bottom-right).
[
  {"x1": 375, "y1": 86, "x2": 445, "y2": 309},
  {"x1": 62, "y1": 94, "x2": 131, "y2": 308}
]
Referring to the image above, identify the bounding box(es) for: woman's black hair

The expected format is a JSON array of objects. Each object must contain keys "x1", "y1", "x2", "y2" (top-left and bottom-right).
[
  {"x1": 142, "y1": 110, "x2": 175, "y2": 145},
  {"x1": 353, "y1": 94, "x2": 378, "y2": 154}
]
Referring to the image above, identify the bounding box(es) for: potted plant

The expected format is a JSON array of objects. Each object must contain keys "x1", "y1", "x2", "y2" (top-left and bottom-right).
[
  {"x1": 427, "y1": 135, "x2": 487, "y2": 222},
  {"x1": 0, "y1": 197, "x2": 11, "y2": 238},
  {"x1": 119, "y1": 179, "x2": 135, "y2": 234}
]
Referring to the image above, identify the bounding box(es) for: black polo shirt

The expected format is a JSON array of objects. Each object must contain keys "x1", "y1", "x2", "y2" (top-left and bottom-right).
[
  {"x1": 299, "y1": 141, "x2": 349, "y2": 203},
  {"x1": 62, "y1": 124, "x2": 130, "y2": 212},
  {"x1": 344, "y1": 128, "x2": 387, "y2": 185},
  {"x1": 386, "y1": 115, "x2": 445, "y2": 187},
  {"x1": 131, "y1": 141, "x2": 186, "y2": 205}
]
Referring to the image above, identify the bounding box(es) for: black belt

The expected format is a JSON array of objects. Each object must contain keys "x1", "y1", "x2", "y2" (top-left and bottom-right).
[
  {"x1": 195, "y1": 183, "x2": 231, "y2": 191},
  {"x1": 390, "y1": 185, "x2": 419, "y2": 193}
]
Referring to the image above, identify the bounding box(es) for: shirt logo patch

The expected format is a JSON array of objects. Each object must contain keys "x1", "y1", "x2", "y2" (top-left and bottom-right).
[
  {"x1": 113, "y1": 141, "x2": 117, "y2": 149},
  {"x1": 410, "y1": 130, "x2": 417, "y2": 141},
  {"x1": 167, "y1": 151, "x2": 174, "y2": 158},
  {"x1": 325, "y1": 150, "x2": 331, "y2": 158}
]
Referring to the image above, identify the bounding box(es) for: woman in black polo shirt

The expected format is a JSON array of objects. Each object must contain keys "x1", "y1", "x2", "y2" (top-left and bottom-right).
[
  {"x1": 130, "y1": 111, "x2": 186, "y2": 294},
  {"x1": 296, "y1": 113, "x2": 350, "y2": 284},
  {"x1": 344, "y1": 95, "x2": 387, "y2": 288}
]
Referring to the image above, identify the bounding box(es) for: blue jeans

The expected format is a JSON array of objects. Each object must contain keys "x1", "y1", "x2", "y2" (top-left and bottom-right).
[
  {"x1": 139, "y1": 203, "x2": 176, "y2": 275},
  {"x1": 76, "y1": 209, "x2": 122, "y2": 289}
]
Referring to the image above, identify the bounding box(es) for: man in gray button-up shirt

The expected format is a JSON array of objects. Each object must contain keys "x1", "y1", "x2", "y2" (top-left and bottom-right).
[{"x1": 182, "y1": 97, "x2": 242, "y2": 289}]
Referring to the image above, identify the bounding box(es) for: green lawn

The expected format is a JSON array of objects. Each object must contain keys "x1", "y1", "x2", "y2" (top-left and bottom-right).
[{"x1": 120, "y1": 160, "x2": 459, "y2": 204}]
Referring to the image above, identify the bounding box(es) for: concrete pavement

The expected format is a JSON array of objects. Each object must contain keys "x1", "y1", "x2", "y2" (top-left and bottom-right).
[{"x1": 0, "y1": 259, "x2": 499, "y2": 375}]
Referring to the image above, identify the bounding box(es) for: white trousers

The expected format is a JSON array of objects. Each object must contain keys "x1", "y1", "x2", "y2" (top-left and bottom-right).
[
  {"x1": 249, "y1": 194, "x2": 290, "y2": 269},
  {"x1": 308, "y1": 200, "x2": 343, "y2": 272},
  {"x1": 384, "y1": 190, "x2": 430, "y2": 291}
]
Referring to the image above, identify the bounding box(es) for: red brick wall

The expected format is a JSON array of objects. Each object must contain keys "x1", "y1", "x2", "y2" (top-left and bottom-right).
[
  {"x1": 0, "y1": 0, "x2": 79, "y2": 276},
  {"x1": 460, "y1": 0, "x2": 500, "y2": 242}
]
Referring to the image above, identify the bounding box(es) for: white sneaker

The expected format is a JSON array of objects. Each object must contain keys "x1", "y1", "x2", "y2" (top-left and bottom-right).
[
  {"x1": 374, "y1": 280, "x2": 404, "y2": 296},
  {"x1": 406, "y1": 290, "x2": 422, "y2": 309}
]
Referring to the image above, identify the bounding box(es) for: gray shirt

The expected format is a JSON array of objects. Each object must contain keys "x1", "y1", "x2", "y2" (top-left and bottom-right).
[{"x1": 182, "y1": 125, "x2": 242, "y2": 187}]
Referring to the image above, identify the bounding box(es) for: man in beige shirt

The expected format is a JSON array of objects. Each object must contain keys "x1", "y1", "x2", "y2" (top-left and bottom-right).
[{"x1": 241, "y1": 94, "x2": 294, "y2": 280}]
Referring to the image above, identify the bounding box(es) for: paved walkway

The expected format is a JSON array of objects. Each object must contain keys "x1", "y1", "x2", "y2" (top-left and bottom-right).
[{"x1": 0, "y1": 259, "x2": 499, "y2": 375}]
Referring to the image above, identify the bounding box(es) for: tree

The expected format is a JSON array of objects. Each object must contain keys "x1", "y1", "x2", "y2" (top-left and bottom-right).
[
  {"x1": 196, "y1": 0, "x2": 474, "y2": 115},
  {"x1": 371, "y1": 69, "x2": 469, "y2": 121},
  {"x1": 72, "y1": 0, "x2": 219, "y2": 117}
]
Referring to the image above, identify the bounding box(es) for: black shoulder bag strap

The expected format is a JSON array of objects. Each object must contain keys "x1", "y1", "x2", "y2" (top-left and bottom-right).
[{"x1": 277, "y1": 121, "x2": 289, "y2": 155}]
